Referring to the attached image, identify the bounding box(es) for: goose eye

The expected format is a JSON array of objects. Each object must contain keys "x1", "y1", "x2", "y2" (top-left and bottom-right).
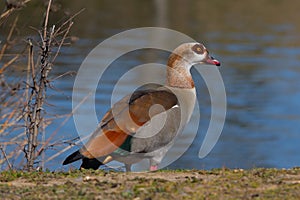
[{"x1": 192, "y1": 44, "x2": 204, "y2": 54}]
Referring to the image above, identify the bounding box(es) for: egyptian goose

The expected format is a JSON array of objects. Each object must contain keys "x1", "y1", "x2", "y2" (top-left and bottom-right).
[{"x1": 63, "y1": 42, "x2": 220, "y2": 171}]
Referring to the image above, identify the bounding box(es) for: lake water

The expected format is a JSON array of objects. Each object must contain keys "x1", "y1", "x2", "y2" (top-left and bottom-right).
[{"x1": 0, "y1": 0, "x2": 300, "y2": 171}]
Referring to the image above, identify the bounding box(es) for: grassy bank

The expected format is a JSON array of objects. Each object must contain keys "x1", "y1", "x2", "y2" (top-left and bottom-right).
[{"x1": 1, "y1": 168, "x2": 300, "y2": 199}]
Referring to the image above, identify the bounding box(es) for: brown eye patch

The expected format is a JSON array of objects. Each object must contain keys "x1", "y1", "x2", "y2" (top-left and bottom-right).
[{"x1": 192, "y1": 44, "x2": 205, "y2": 54}]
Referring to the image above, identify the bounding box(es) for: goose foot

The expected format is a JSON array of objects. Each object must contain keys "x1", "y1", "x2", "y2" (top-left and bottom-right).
[{"x1": 149, "y1": 165, "x2": 158, "y2": 171}]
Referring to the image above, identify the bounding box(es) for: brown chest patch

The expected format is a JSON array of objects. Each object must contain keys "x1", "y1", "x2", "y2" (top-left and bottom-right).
[{"x1": 167, "y1": 53, "x2": 183, "y2": 68}]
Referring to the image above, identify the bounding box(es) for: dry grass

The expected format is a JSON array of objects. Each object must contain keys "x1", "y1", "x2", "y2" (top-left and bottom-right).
[{"x1": 0, "y1": 168, "x2": 300, "y2": 199}]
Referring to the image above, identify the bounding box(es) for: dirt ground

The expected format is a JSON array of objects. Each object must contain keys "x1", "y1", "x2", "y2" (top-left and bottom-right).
[{"x1": 1, "y1": 168, "x2": 300, "y2": 199}]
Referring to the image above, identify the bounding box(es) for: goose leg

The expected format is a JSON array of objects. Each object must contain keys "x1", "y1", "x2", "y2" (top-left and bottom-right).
[
  {"x1": 125, "y1": 164, "x2": 131, "y2": 172},
  {"x1": 149, "y1": 158, "x2": 160, "y2": 171}
]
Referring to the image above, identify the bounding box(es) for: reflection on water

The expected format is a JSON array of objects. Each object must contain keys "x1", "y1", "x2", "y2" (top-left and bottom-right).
[{"x1": 1, "y1": 0, "x2": 300, "y2": 170}]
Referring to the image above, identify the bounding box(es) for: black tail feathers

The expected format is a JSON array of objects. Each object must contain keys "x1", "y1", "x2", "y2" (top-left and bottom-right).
[
  {"x1": 63, "y1": 150, "x2": 103, "y2": 170},
  {"x1": 81, "y1": 158, "x2": 103, "y2": 170},
  {"x1": 63, "y1": 150, "x2": 83, "y2": 165}
]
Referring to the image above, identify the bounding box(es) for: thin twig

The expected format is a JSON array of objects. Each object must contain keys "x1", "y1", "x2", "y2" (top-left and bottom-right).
[
  {"x1": 43, "y1": 0, "x2": 52, "y2": 41},
  {"x1": 0, "y1": 16, "x2": 18, "y2": 61},
  {"x1": 0, "y1": 146, "x2": 12, "y2": 170},
  {"x1": 48, "y1": 71, "x2": 77, "y2": 82},
  {"x1": 37, "y1": 91, "x2": 93, "y2": 157},
  {"x1": 25, "y1": 39, "x2": 33, "y2": 100},
  {"x1": 0, "y1": 54, "x2": 20, "y2": 74},
  {"x1": 0, "y1": 0, "x2": 31, "y2": 27},
  {"x1": 0, "y1": 107, "x2": 18, "y2": 135},
  {"x1": 51, "y1": 21, "x2": 73, "y2": 62},
  {"x1": 54, "y1": 8, "x2": 85, "y2": 36}
]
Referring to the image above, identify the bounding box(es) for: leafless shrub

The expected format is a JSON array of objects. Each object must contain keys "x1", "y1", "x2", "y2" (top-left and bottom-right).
[{"x1": 0, "y1": 0, "x2": 83, "y2": 171}]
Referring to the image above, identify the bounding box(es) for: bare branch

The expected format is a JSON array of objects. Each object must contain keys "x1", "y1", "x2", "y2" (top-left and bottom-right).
[
  {"x1": 0, "y1": 16, "x2": 18, "y2": 61},
  {"x1": 54, "y1": 8, "x2": 85, "y2": 36},
  {"x1": 0, "y1": 145, "x2": 12, "y2": 170},
  {"x1": 43, "y1": 0, "x2": 52, "y2": 41},
  {"x1": 52, "y1": 21, "x2": 73, "y2": 63}
]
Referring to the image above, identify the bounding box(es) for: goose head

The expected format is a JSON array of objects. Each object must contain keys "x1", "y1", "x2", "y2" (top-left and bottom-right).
[{"x1": 167, "y1": 42, "x2": 220, "y2": 88}]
